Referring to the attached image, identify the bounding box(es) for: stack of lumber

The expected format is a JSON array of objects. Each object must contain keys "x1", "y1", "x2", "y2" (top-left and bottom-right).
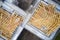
[
  {"x1": 28, "y1": 2, "x2": 60, "y2": 36},
  {"x1": 0, "y1": 8, "x2": 23, "y2": 39}
]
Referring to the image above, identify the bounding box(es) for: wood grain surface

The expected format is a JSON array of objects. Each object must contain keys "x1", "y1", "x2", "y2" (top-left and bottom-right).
[
  {"x1": 0, "y1": 8, "x2": 23, "y2": 40},
  {"x1": 28, "y1": 2, "x2": 60, "y2": 36}
]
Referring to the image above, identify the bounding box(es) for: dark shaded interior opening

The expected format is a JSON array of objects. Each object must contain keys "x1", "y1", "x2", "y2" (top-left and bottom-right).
[
  {"x1": 53, "y1": 28, "x2": 60, "y2": 40},
  {"x1": 57, "y1": 0, "x2": 60, "y2": 2},
  {"x1": 17, "y1": 29, "x2": 42, "y2": 40},
  {"x1": 16, "y1": 0, "x2": 36, "y2": 10},
  {"x1": 52, "y1": 0, "x2": 60, "y2": 5}
]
